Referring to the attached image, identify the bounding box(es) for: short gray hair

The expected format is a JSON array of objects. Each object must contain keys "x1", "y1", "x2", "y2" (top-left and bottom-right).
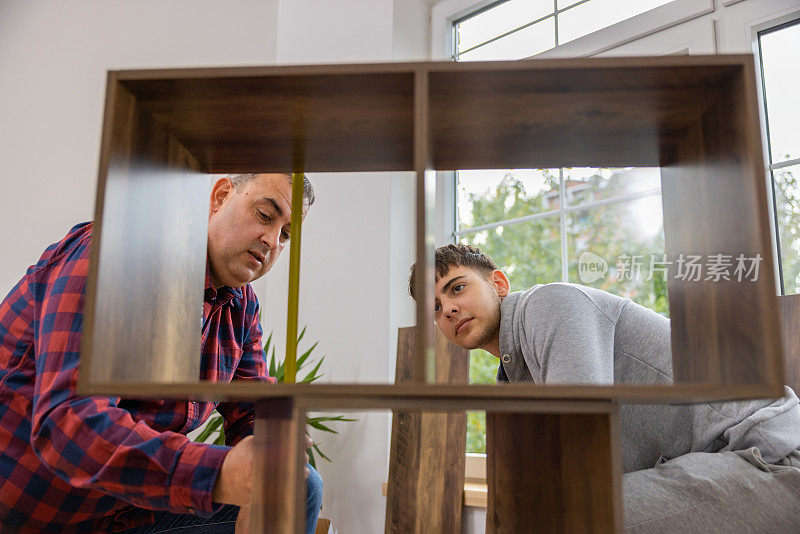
[{"x1": 227, "y1": 173, "x2": 315, "y2": 207}]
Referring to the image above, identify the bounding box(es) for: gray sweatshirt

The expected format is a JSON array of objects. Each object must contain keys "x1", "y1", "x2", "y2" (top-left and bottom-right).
[{"x1": 497, "y1": 283, "x2": 800, "y2": 472}]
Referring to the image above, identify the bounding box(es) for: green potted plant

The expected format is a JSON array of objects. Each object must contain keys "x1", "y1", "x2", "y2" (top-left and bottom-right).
[{"x1": 195, "y1": 326, "x2": 355, "y2": 467}]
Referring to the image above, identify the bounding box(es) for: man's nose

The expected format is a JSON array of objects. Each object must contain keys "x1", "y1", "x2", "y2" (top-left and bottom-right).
[
  {"x1": 261, "y1": 227, "x2": 280, "y2": 249},
  {"x1": 444, "y1": 302, "x2": 459, "y2": 318}
]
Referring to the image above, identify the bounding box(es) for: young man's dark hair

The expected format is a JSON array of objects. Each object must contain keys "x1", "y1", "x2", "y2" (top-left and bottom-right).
[{"x1": 408, "y1": 243, "x2": 497, "y2": 299}]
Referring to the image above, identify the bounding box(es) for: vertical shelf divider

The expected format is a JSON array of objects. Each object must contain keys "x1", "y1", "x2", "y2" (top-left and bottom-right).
[{"x1": 413, "y1": 66, "x2": 437, "y2": 384}]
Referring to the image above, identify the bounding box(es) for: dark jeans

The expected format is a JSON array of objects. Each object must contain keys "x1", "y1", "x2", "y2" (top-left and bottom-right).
[{"x1": 120, "y1": 464, "x2": 323, "y2": 534}]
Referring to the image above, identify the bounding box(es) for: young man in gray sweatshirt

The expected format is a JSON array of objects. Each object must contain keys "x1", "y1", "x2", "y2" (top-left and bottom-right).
[{"x1": 410, "y1": 243, "x2": 800, "y2": 533}]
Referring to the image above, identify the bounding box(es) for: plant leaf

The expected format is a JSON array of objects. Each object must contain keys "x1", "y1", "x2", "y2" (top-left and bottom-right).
[
  {"x1": 295, "y1": 342, "x2": 319, "y2": 371},
  {"x1": 307, "y1": 420, "x2": 336, "y2": 433},
  {"x1": 312, "y1": 443, "x2": 331, "y2": 463},
  {"x1": 195, "y1": 415, "x2": 224, "y2": 443}
]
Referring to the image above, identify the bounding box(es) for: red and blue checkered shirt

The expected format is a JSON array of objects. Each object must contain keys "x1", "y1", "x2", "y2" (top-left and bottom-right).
[{"x1": 0, "y1": 222, "x2": 274, "y2": 532}]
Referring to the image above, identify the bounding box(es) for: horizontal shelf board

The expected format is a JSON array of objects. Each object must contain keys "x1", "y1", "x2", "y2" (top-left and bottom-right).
[
  {"x1": 77, "y1": 382, "x2": 784, "y2": 409},
  {"x1": 110, "y1": 55, "x2": 749, "y2": 173},
  {"x1": 122, "y1": 71, "x2": 415, "y2": 173}
]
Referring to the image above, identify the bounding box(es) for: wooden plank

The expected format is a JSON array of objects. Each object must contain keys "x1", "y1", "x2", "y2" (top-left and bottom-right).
[
  {"x1": 386, "y1": 327, "x2": 469, "y2": 533},
  {"x1": 77, "y1": 381, "x2": 785, "y2": 406},
  {"x1": 79, "y1": 75, "x2": 207, "y2": 386},
  {"x1": 123, "y1": 72, "x2": 415, "y2": 173},
  {"x1": 413, "y1": 68, "x2": 436, "y2": 384},
  {"x1": 429, "y1": 68, "x2": 730, "y2": 169},
  {"x1": 111, "y1": 56, "x2": 754, "y2": 172},
  {"x1": 662, "y1": 61, "x2": 782, "y2": 386},
  {"x1": 486, "y1": 408, "x2": 622, "y2": 534},
  {"x1": 779, "y1": 294, "x2": 800, "y2": 395},
  {"x1": 251, "y1": 398, "x2": 305, "y2": 534}
]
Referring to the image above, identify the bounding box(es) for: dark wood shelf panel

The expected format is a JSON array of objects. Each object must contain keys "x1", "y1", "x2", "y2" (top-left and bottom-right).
[
  {"x1": 76, "y1": 382, "x2": 785, "y2": 408},
  {"x1": 80, "y1": 54, "x2": 784, "y2": 408}
]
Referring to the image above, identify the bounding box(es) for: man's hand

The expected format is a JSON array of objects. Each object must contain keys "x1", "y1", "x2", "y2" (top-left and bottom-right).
[
  {"x1": 213, "y1": 436, "x2": 254, "y2": 507},
  {"x1": 212, "y1": 434, "x2": 315, "y2": 508},
  {"x1": 235, "y1": 506, "x2": 250, "y2": 534}
]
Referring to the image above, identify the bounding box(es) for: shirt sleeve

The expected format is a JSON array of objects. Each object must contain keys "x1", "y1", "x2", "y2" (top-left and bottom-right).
[
  {"x1": 216, "y1": 295, "x2": 274, "y2": 446},
  {"x1": 29, "y1": 238, "x2": 229, "y2": 516}
]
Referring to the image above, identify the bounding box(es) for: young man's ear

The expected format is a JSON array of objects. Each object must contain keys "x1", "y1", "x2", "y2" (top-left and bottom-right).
[
  {"x1": 490, "y1": 270, "x2": 510, "y2": 299},
  {"x1": 209, "y1": 177, "x2": 234, "y2": 218}
]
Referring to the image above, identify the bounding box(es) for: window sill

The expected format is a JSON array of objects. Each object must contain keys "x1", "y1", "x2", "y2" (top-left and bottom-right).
[{"x1": 382, "y1": 481, "x2": 488, "y2": 509}]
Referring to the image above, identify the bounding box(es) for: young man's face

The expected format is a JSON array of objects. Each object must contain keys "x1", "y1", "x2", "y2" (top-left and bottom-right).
[
  {"x1": 207, "y1": 174, "x2": 303, "y2": 288},
  {"x1": 433, "y1": 265, "x2": 509, "y2": 352}
]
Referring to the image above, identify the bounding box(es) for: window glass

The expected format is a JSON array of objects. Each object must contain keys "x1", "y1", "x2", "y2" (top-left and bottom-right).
[
  {"x1": 458, "y1": 17, "x2": 556, "y2": 61},
  {"x1": 760, "y1": 22, "x2": 800, "y2": 165},
  {"x1": 773, "y1": 164, "x2": 800, "y2": 295},
  {"x1": 456, "y1": 0, "x2": 553, "y2": 54},
  {"x1": 563, "y1": 167, "x2": 661, "y2": 206},
  {"x1": 457, "y1": 169, "x2": 560, "y2": 231},
  {"x1": 566, "y1": 195, "x2": 668, "y2": 315},
  {"x1": 558, "y1": 0, "x2": 673, "y2": 45}
]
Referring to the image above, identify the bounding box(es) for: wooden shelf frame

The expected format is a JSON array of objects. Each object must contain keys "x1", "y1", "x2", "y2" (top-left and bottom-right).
[
  {"x1": 75, "y1": 55, "x2": 785, "y2": 534},
  {"x1": 80, "y1": 54, "x2": 783, "y2": 400}
]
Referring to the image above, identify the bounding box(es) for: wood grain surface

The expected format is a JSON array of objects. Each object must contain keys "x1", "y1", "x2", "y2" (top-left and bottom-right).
[
  {"x1": 385, "y1": 327, "x2": 469, "y2": 533},
  {"x1": 486, "y1": 408, "x2": 622, "y2": 534},
  {"x1": 81, "y1": 73, "x2": 207, "y2": 385},
  {"x1": 661, "y1": 59, "x2": 782, "y2": 386},
  {"x1": 251, "y1": 398, "x2": 306, "y2": 534},
  {"x1": 779, "y1": 294, "x2": 800, "y2": 395},
  {"x1": 81, "y1": 54, "x2": 783, "y2": 400}
]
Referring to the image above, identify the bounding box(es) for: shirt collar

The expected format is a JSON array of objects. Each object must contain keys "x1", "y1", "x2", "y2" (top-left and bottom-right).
[{"x1": 204, "y1": 265, "x2": 243, "y2": 306}]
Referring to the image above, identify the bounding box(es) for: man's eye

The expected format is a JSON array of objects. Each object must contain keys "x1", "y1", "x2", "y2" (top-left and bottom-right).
[
  {"x1": 281, "y1": 231, "x2": 290, "y2": 242},
  {"x1": 258, "y1": 211, "x2": 271, "y2": 222},
  {"x1": 453, "y1": 284, "x2": 465, "y2": 293},
  {"x1": 434, "y1": 303, "x2": 441, "y2": 313}
]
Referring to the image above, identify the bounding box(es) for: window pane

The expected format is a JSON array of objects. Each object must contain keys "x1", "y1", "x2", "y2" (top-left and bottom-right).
[
  {"x1": 760, "y1": 22, "x2": 800, "y2": 164},
  {"x1": 456, "y1": 0, "x2": 553, "y2": 54},
  {"x1": 558, "y1": 0, "x2": 673, "y2": 45},
  {"x1": 557, "y1": 0, "x2": 584, "y2": 9},
  {"x1": 567, "y1": 195, "x2": 668, "y2": 315},
  {"x1": 564, "y1": 167, "x2": 661, "y2": 206},
  {"x1": 457, "y1": 17, "x2": 556, "y2": 61},
  {"x1": 457, "y1": 169, "x2": 560, "y2": 231},
  {"x1": 466, "y1": 348, "x2": 497, "y2": 453},
  {"x1": 774, "y1": 164, "x2": 800, "y2": 295},
  {"x1": 460, "y1": 218, "x2": 562, "y2": 297}
]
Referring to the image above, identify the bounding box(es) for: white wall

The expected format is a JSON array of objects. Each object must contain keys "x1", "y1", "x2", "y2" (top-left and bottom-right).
[
  {"x1": 0, "y1": 1, "x2": 428, "y2": 533},
  {"x1": 0, "y1": 0, "x2": 280, "y2": 298}
]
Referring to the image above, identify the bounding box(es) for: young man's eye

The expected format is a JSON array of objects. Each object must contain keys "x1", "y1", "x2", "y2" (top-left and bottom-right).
[
  {"x1": 453, "y1": 283, "x2": 465, "y2": 293},
  {"x1": 434, "y1": 303, "x2": 441, "y2": 313},
  {"x1": 281, "y1": 231, "x2": 290, "y2": 242}
]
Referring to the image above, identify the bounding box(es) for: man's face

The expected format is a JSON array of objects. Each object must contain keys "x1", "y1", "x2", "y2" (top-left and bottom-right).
[
  {"x1": 207, "y1": 174, "x2": 302, "y2": 288},
  {"x1": 433, "y1": 265, "x2": 508, "y2": 351}
]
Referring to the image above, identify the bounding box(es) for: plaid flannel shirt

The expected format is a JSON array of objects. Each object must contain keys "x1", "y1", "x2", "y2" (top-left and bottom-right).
[{"x1": 0, "y1": 222, "x2": 274, "y2": 532}]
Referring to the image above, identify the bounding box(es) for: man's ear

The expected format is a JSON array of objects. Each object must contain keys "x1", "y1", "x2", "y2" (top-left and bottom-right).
[
  {"x1": 490, "y1": 270, "x2": 510, "y2": 298},
  {"x1": 209, "y1": 178, "x2": 234, "y2": 218}
]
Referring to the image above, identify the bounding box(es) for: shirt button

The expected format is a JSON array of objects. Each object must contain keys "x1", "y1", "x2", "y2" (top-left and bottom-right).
[
  {"x1": 188, "y1": 507, "x2": 196, "y2": 514},
  {"x1": 502, "y1": 354, "x2": 512, "y2": 364}
]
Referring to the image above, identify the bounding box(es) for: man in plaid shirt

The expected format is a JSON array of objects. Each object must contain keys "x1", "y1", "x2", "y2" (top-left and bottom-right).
[{"x1": 0, "y1": 174, "x2": 322, "y2": 533}]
